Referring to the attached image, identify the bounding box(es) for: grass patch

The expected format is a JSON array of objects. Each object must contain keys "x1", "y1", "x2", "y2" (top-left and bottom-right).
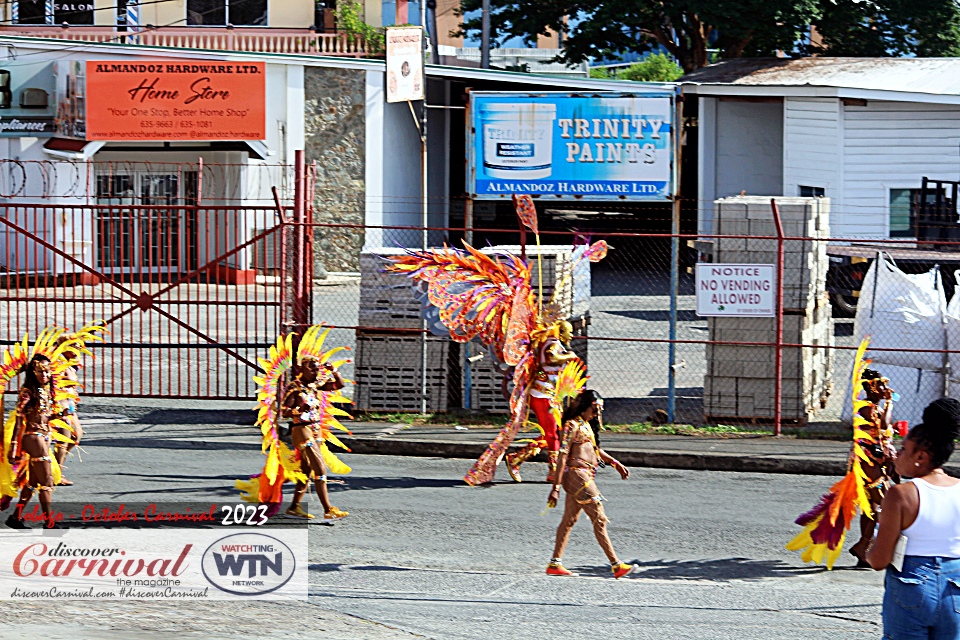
[{"x1": 604, "y1": 422, "x2": 755, "y2": 437}]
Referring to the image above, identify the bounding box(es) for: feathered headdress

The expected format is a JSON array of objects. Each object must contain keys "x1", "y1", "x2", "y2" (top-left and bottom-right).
[
  {"x1": 0, "y1": 323, "x2": 105, "y2": 503},
  {"x1": 236, "y1": 326, "x2": 353, "y2": 512}
]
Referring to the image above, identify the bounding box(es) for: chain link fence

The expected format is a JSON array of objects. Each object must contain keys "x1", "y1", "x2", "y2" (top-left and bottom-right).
[{"x1": 2, "y1": 188, "x2": 958, "y2": 431}]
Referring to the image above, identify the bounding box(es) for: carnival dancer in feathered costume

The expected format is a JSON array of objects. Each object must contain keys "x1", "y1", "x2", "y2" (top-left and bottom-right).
[
  {"x1": 787, "y1": 338, "x2": 898, "y2": 568},
  {"x1": 236, "y1": 326, "x2": 353, "y2": 520},
  {"x1": 0, "y1": 324, "x2": 105, "y2": 529},
  {"x1": 386, "y1": 194, "x2": 608, "y2": 485},
  {"x1": 545, "y1": 369, "x2": 634, "y2": 579}
]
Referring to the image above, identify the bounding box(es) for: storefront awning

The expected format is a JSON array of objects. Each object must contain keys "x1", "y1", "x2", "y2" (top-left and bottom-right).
[
  {"x1": 42, "y1": 138, "x2": 105, "y2": 160},
  {"x1": 42, "y1": 139, "x2": 269, "y2": 160}
]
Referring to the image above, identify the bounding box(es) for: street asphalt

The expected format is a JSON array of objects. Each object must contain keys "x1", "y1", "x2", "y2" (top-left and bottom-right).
[{"x1": 0, "y1": 404, "x2": 887, "y2": 639}]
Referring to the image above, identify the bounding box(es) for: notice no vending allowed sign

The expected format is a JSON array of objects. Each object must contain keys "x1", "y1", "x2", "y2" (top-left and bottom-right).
[{"x1": 695, "y1": 264, "x2": 775, "y2": 317}]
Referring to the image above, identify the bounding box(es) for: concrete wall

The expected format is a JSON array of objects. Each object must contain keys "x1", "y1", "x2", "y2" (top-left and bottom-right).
[
  {"x1": 304, "y1": 65, "x2": 367, "y2": 272},
  {"x1": 699, "y1": 98, "x2": 784, "y2": 234}
]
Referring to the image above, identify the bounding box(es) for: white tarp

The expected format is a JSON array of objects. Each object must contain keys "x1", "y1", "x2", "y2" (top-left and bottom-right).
[
  {"x1": 854, "y1": 254, "x2": 947, "y2": 371},
  {"x1": 841, "y1": 362, "x2": 943, "y2": 429},
  {"x1": 944, "y1": 270, "x2": 960, "y2": 383}
]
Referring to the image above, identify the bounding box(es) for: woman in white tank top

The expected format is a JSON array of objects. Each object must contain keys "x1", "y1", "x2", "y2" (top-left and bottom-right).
[{"x1": 868, "y1": 397, "x2": 960, "y2": 639}]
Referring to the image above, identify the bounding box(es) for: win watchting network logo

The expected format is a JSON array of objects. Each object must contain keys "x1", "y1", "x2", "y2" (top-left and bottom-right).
[{"x1": 200, "y1": 533, "x2": 297, "y2": 596}]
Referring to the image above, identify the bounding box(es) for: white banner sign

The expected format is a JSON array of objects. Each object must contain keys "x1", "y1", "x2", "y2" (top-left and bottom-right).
[
  {"x1": 696, "y1": 264, "x2": 775, "y2": 317},
  {"x1": 0, "y1": 528, "x2": 307, "y2": 600},
  {"x1": 386, "y1": 27, "x2": 424, "y2": 103}
]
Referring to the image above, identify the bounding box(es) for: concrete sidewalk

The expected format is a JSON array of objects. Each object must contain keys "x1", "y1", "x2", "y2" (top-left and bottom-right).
[
  {"x1": 341, "y1": 422, "x2": 863, "y2": 476},
  {"x1": 74, "y1": 400, "x2": 904, "y2": 477}
]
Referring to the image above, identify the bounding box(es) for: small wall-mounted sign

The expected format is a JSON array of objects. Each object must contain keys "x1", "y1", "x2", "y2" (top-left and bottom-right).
[{"x1": 696, "y1": 263, "x2": 775, "y2": 317}]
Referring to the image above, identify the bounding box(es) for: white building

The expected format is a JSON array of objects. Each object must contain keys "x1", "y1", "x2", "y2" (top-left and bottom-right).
[
  {"x1": 0, "y1": 35, "x2": 631, "y2": 277},
  {"x1": 684, "y1": 58, "x2": 960, "y2": 239}
]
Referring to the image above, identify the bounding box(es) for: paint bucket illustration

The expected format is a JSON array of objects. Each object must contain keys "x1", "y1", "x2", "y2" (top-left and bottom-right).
[{"x1": 480, "y1": 103, "x2": 556, "y2": 179}]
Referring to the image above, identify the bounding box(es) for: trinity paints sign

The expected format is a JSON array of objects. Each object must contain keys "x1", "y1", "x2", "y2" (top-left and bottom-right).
[
  {"x1": 696, "y1": 264, "x2": 775, "y2": 317},
  {"x1": 467, "y1": 90, "x2": 677, "y2": 201},
  {"x1": 84, "y1": 61, "x2": 267, "y2": 141}
]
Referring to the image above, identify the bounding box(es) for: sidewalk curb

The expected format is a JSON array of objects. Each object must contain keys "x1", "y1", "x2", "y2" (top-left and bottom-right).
[{"x1": 339, "y1": 436, "x2": 850, "y2": 477}]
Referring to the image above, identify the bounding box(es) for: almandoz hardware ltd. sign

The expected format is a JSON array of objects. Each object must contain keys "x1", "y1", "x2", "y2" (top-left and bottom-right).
[{"x1": 84, "y1": 61, "x2": 266, "y2": 141}]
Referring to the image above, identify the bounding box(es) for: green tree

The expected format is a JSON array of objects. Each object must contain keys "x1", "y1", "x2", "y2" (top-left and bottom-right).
[
  {"x1": 334, "y1": 0, "x2": 386, "y2": 54},
  {"x1": 810, "y1": 0, "x2": 960, "y2": 57},
  {"x1": 617, "y1": 53, "x2": 685, "y2": 81},
  {"x1": 457, "y1": 0, "x2": 819, "y2": 72},
  {"x1": 458, "y1": 0, "x2": 960, "y2": 73},
  {"x1": 590, "y1": 54, "x2": 685, "y2": 81}
]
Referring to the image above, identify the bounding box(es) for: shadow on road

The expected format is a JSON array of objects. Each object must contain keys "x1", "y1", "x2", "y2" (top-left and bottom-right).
[
  {"x1": 328, "y1": 477, "x2": 466, "y2": 492},
  {"x1": 84, "y1": 438, "x2": 258, "y2": 451},
  {"x1": 310, "y1": 563, "x2": 414, "y2": 573},
  {"x1": 570, "y1": 557, "x2": 822, "y2": 581},
  {"x1": 137, "y1": 409, "x2": 252, "y2": 425},
  {"x1": 104, "y1": 473, "x2": 243, "y2": 498}
]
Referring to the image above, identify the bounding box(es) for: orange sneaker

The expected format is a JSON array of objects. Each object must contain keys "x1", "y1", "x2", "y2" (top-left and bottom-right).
[
  {"x1": 546, "y1": 563, "x2": 573, "y2": 576},
  {"x1": 612, "y1": 562, "x2": 634, "y2": 579},
  {"x1": 324, "y1": 506, "x2": 349, "y2": 520}
]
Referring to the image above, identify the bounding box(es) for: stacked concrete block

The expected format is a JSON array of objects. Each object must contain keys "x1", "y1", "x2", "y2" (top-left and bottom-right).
[
  {"x1": 358, "y1": 249, "x2": 423, "y2": 330},
  {"x1": 355, "y1": 248, "x2": 458, "y2": 412},
  {"x1": 704, "y1": 197, "x2": 834, "y2": 423},
  {"x1": 353, "y1": 333, "x2": 459, "y2": 412}
]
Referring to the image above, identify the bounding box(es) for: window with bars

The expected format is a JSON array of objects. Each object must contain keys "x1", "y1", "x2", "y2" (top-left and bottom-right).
[
  {"x1": 12, "y1": 1, "x2": 94, "y2": 25},
  {"x1": 94, "y1": 172, "x2": 198, "y2": 272},
  {"x1": 186, "y1": 0, "x2": 268, "y2": 26}
]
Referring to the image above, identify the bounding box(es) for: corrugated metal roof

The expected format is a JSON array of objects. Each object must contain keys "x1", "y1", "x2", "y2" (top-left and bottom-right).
[{"x1": 682, "y1": 57, "x2": 960, "y2": 96}]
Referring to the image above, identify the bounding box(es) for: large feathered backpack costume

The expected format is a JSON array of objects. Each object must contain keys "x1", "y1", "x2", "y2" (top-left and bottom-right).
[
  {"x1": 236, "y1": 325, "x2": 353, "y2": 514},
  {"x1": 0, "y1": 324, "x2": 104, "y2": 507}
]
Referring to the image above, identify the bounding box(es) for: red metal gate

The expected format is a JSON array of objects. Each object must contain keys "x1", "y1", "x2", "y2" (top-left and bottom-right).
[{"x1": 0, "y1": 158, "x2": 313, "y2": 399}]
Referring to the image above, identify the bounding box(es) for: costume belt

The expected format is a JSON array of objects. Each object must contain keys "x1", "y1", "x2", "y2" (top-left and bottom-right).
[{"x1": 565, "y1": 460, "x2": 597, "y2": 474}]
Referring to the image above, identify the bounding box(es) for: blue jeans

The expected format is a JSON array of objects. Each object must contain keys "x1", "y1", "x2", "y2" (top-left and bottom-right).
[{"x1": 884, "y1": 556, "x2": 960, "y2": 639}]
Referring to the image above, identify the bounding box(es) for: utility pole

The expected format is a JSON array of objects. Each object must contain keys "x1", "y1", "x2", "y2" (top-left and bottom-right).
[
  {"x1": 480, "y1": 0, "x2": 490, "y2": 69},
  {"x1": 427, "y1": 0, "x2": 439, "y2": 64},
  {"x1": 419, "y1": 4, "x2": 430, "y2": 413}
]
